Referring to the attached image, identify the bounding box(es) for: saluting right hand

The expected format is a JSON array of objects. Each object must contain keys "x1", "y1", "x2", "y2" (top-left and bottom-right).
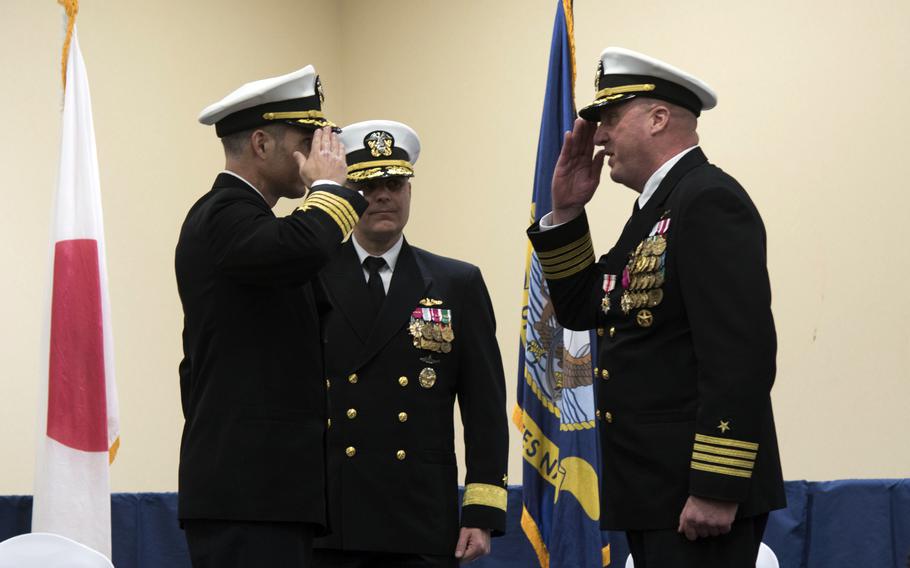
[
  {"x1": 294, "y1": 126, "x2": 348, "y2": 188},
  {"x1": 551, "y1": 118, "x2": 606, "y2": 224}
]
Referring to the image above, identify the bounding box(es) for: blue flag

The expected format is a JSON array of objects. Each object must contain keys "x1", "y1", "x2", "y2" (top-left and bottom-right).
[{"x1": 514, "y1": 1, "x2": 610, "y2": 566}]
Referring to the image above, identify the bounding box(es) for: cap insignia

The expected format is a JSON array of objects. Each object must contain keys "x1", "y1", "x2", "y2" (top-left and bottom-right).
[
  {"x1": 365, "y1": 130, "x2": 394, "y2": 158},
  {"x1": 595, "y1": 59, "x2": 604, "y2": 90},
  {"x1": 315, "y1": 75, "x2": 325, "y2": 103}
]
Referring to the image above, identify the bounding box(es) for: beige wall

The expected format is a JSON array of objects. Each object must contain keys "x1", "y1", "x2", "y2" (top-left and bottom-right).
[{"x1": 0, "y1": 0, "x2": 907, "y2": 494}]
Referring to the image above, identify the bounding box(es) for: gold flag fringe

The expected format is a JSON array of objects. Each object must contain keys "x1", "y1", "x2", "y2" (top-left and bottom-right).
[{"x1": 57, "y1": 0, "x2": 79, "y2": 90}]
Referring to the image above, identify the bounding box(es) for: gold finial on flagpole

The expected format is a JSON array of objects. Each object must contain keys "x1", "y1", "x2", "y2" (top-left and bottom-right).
[{"x1": 57, "y1": 0, "x2": 79, "y2": 90}]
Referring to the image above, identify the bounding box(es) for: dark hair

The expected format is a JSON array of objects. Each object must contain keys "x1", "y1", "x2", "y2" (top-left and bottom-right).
[{"x1": 221, "y1": 124, "x2": 288, "y2": 156}]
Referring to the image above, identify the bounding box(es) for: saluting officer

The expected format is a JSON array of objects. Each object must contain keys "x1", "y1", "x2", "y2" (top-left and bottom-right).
[
  {"x1": 177, "y1": 66, "x2": 367, "y2": 567},
  {"x1": 527, "y1": 47, "x2": 786, "y2": 566},
  {"x1": 313, "y1": 120, "x2": 509, "y2": 568}
]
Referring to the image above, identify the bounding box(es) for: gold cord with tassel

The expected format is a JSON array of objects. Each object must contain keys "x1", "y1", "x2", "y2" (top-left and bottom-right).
[{"x1": 57, "y1": 0, "x2": 79, "y2": 90}]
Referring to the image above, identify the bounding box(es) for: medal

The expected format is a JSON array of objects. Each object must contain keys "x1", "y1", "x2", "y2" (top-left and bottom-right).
[
  {"x1": 621, "y1": 290, "x2": 633, "y2": 314},
  {"x1": 647, "y1": 289, "x2": 664, "y2": 307},
  {"x1": 636, "y1": 309, "x2": 654, "y2": 328},
  {"x1": 419, "y1": 367, "x2": 437, "y2": 388}
]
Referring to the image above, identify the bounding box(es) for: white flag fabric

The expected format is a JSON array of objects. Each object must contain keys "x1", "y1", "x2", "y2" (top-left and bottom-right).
[{"x1": 32, "y1": 26, "x2": 119, "y2": 560}]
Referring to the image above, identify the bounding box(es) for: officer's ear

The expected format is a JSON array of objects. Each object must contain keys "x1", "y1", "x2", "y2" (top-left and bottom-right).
[
  {"x1": 648, "y1": 105, "x2": 671, "y2": 135},
  {"x1": 250, "y1": 128, "x2": 275, "y2": 160}
]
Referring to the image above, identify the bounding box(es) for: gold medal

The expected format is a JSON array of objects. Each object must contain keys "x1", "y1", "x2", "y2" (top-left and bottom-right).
[
  {"x1": 651, "y1": 236, "x2": 667, "y2": 255},
  {"x1": 601, "y1": 295, "x2": 611, "y2": 314},
  {"x1": 647, "y1": 289, "x2": 664, "y2": 307},
  {"x1": 621, "y1": 291, "x2": 633, "y2": 314},
  {"x1": 636, "y1": 309, "x2": 654, "y2": 328},
  {"x1": 440, "y1": 342, "x2": 452, "y2": 353},
  {"x1": 419, "y1": 367, "x2": 437, "y2": 388},
  {"x1": 431, "y1": 323, "x2": 443, "y2": 342},
  {"x1": 441, "y1": 325, "x2": 455, "y2": 342},
  {"x1": 654, "y1": 271, "x2": 665, "y2": 287}
]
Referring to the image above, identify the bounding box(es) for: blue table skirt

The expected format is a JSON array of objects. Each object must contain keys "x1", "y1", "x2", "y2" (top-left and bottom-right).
[{"x1": 2, "y1": 480, "x2": 908, "y2": 567}]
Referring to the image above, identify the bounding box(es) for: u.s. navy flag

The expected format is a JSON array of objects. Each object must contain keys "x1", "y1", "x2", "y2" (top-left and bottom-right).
[
  {"x1": 514, "y1": 1, "x2": 609, "y2": 566},
  {"x1": 32, "y1": 11, "x2": 119, "y2": 560}
]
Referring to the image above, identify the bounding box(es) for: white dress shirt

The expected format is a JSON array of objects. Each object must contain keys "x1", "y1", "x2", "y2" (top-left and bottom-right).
[
  {"x1": 351, "y1": 234, "x2": 404, "y2": 293},
  {"x1": 538, "y1": 145, "x2": 699, "y2": 229}
]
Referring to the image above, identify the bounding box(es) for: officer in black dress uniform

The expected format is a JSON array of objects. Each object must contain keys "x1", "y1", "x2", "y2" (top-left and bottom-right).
[
  {"x1": 313, "y1": 120, "x2": 509, "y2": 568},
  {"x1": 527, "y1": 47, "x2": 786, "y2": 567},
  {"x1": 176, "y1": 65, "x2": 367, "y2": 568}
]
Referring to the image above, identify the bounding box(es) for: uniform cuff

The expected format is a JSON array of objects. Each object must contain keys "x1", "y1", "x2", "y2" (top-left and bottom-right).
[
  {"x1": 527, "y1": 211, "x2": 595, "y2": 280},
  {"x1": 689, "y1": 433, "x2": 758, "y2": 502},
  {"x1": 461, "y1": 483, "x2": 507, "y2": 535},
  {"x1": 297, "y1": 184, "x2": 367, "y2": 239}
]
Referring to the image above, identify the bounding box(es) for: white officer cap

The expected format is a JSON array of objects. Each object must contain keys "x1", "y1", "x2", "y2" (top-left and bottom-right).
[
  {"x1": 579, "y1": 47, "x2": 717, "y2": 120},
  {"x1": 339, "y1": 120, "x2": 421, "y2": 182},
  {"x1": 198, "y1": 65, "x2": 336, "y2": 137}
]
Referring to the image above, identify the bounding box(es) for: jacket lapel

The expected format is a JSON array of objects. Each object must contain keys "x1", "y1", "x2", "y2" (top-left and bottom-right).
[
  {"x1": 610, "y1": 147, "x2": 709, "y2": 266},
  {"x1": 322, "y1": 242, "x2": 374, "y2": 343},
  {"x1": 355, "y1": 240, "x2": 429, "y2": 370},
  {"x1": 648, "y1": 147, "x2": 708, "y2": 210}
]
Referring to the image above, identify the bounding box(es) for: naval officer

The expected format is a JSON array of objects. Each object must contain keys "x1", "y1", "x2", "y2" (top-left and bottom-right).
[
  {"x1": 527, "y1": 47, "x2": 786, "y2": 566},
  {"x1": 176, "y1": 65, "x2": 367, "y2": 567},
  {"x1": 313, "y1": 120, "x2": 509, "y2": 567}
]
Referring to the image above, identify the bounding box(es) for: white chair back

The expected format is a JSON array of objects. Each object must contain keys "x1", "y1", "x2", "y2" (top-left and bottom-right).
[
  {"x1": 756, "y1": 542, "x2": 780, "y2": 568},
  {"x1": 624, "y1": 542, "x2": 779, "y2": 568},
  {"x1": 0, "y1": 532, "x2": 114, "y2": 568}
]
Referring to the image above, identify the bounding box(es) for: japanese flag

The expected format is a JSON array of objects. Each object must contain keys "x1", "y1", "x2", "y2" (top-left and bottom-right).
[{"x1": 32, "y1": 26, "x2": 119, "y2": 560}]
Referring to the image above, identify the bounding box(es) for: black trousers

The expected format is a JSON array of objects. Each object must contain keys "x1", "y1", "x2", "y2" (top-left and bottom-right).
[
  {"x1": 313, "y1": 548, "x2": 457, "y2": 568},
  {"x1": 626, "y1": 514, "x2": 768, "y2": 568},
  {"x1": 183, "y1": 519, "x2": 316, "y2": 568}
]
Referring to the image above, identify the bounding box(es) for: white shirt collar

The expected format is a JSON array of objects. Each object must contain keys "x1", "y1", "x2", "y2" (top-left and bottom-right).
[
  {"x1": 351, "y1": 234, "x2": 404, "y2": 273},
  {"x1": 221, "y1": 170, "x2": 268, "y2": 205},
  {"x1": 638, "y1": 146, "x2": 699, "y2": 208}
]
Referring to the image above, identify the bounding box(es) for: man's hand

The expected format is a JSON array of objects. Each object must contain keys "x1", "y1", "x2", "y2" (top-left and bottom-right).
[
  {"x1": 551, "y1": 117, "x2": 606, "y2": 224},
  {"x1": 454, "y1": 527, "x2": 491, "y2": 563},
  {"x1": 677, "y1": 495, "x2": 738, "y2": 541},
  {"x1": 294, "y1": 126, "x2": 347, "y2": 188}
]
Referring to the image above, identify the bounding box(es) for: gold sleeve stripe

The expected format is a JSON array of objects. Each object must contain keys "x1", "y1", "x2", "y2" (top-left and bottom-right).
[
  {"x1": 543, "y1": 253, "x2": 595, "y2": 280},
  {"x1": 693, "y1": 443, "x2": 757, "y2": 460},
  {"x1": 463, "y1": 483, "x2": 508, "y2": 512},
  {"x1": 691, "y1": 461, "x2": 753, "y2": 479},
  {"x1": 307, "y1": 192, "x2": 359, "y2": 227},
  {"x1": 695, "y1": 433, "x2": 759, "y2": 451},
  {"x1": 307, "y1": 189, "x2": 359, "y2": 220},
  {"x1": 536, "y1": 233, "x2": 593, "y2": 260},
  {"x1": 298, "y1": 202, "x2": 351, "y2": 236},
  {"x1": 692, "y1": 452, "x2": 754, "y2": 470},
  {"x1": 538, "y1": 241, "x2": 595, "y2": 272},
  {"x1": 302, "y1": 198, "x2": 353, "y2": 233},
  {"x1": 306, "y1": 194, "x2": 357, "y2": 230}
]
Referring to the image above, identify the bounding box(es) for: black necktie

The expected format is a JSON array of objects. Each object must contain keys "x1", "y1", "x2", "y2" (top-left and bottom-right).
[{"x1": 363, "y1": 256, "x2": 387, "y2": 312}]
